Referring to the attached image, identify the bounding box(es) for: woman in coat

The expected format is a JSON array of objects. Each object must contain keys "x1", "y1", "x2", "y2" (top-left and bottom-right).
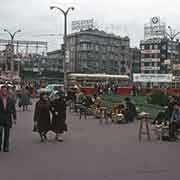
[
  {"x1": 50, "y1": 92, "x2": 67, "y2": 141},
  {"x1": 33, "y1": 92, "x2": 51, "y2": 142}
]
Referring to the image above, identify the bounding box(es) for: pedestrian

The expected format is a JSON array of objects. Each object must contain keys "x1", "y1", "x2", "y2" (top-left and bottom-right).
[
  {"x1": 0, "y1": 85, "x2": 17, "y2": 152},
  {"x1": 124, "y1": 97, "x2": 137, "y2": 123},
  {"x1": 169, "y1": 101, "x2": 180, "y2": 141},
  {"x1": 33, "y1": 92, "x2": 51, "y2": 142},
  {"x1": 166, "y1": 96, "x2": 175, "y2": 120},
  {"x1": 50, "y1": 92, "x2": 67, "y2": 141},
  {"x1": 19, "y1": 87, "x2": 30, "y2": 111}
]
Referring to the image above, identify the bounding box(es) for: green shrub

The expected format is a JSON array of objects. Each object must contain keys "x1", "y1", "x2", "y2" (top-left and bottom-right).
[{"x1": 149, "y1": 90, "x2": 168, "y2": 106}]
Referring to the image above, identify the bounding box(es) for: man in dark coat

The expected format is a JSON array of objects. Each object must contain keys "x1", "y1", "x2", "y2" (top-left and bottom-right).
[
  {"x1": 0, "y1": 86, "x2": 16, "y2": 152},
  {"x1": 50, "y1": 92, "x2": 67, "y2": 141},
  {"x1": 124, "y1": 97, "x2": 137, "y2": 123}
]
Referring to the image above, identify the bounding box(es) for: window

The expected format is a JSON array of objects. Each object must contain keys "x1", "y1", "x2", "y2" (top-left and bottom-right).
[
  {"x1": 154, "y1": 44, "x2": 158, "y2": 49},
  {"x1": 141, "y1": 45, "x2": 145, "y2": 50}
]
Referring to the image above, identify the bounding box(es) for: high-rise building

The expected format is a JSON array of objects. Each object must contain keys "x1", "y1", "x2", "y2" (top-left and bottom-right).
[{"x1": 140, "y1": 17, "x2": 180, "y2": 74}]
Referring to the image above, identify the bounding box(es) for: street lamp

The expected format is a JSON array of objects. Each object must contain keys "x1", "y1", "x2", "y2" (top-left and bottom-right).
[
  {"x1": 3, "y1": 29, "x2": 21, "y2": 75},
  {"x1": 50, "y1": 6, "x2": 74, "y2": 95},
  {"x1": 3, "y1": 29, "x2": 21, "y2": 44},
  {"x1": 166, "y1": 26, "x2": 180, "y2": 73}
]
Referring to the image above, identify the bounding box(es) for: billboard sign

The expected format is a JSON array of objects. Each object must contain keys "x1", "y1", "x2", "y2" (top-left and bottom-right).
[
  {"x1": 133, "y1": 73, "x2": 172, "y2": 82},
  {"x1": 72, "y1": 19, "x2": 94, "y2": 31},
  {"x1": 144, "y1": 17, "x2": 166, "y2": 40}
]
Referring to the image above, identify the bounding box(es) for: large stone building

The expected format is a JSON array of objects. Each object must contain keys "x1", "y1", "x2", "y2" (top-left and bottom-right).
[{"x1": 66, "y1": 29, "x2": 131, "y2": 75}]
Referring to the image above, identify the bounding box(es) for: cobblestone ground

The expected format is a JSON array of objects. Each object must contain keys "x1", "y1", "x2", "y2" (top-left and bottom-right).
[{"x1": 0, "y1": 101, "x2": 180, "y2": 180}]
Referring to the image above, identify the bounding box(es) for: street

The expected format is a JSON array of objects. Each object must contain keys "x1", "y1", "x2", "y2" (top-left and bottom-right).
[{"x1": 0, "y1": 101, "x2": 180, "y2": 180}]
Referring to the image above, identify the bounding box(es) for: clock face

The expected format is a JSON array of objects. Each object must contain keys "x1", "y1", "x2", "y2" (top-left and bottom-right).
[{"x1": 152, "y1": 17, "x2": 159, "y2": 24}]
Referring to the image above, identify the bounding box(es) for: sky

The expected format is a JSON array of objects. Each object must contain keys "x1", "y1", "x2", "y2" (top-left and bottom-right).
[{"x1": 1, "y1": 0, "x2": 180, "y2": 52}]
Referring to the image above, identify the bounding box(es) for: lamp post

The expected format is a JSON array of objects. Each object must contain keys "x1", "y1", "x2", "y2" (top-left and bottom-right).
[
  {"x1": 3, "y1": 29, "x2": 21, "y2": 73},
  {"x1": 50, "y1": 6, "x2": 74, "y2": 95},
  {"x1": 166, "y1": 26, "x2": 180, "y2": 74}
]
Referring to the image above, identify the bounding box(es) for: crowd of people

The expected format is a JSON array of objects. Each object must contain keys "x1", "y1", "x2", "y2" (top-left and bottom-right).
[
  {"x1": 0, "y1": 84, "x2": 67, "y2": 152},
  {"x1": 1, "y1": 81, "x2": 180, "y2": 152}
]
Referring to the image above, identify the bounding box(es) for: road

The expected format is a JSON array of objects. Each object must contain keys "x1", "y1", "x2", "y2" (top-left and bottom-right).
[{"x1": 0, "y1": 100, "x2": 180, "y2": 180}]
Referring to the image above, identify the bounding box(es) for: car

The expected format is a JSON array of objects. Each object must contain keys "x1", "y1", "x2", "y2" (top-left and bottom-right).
[
  {"x1": 36, "y1": 84, "x2": 64, "y2": 97},
  {"x1": 44, "y1": 84, "x2": 64, "y2": 96}
]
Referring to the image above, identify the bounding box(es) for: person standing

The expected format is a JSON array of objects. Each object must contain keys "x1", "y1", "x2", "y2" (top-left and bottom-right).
[
  {"x1": 50, "y1": 92, "x2": 67, "y2": 141},
  {"x1": 33, "y1": 92, "x2": 51, "y2": 142},
  {"x1": 124, "y1": 97, "x2": 137, "y2": 123},
  {"x1": 0, "y1": 86, "x2": 16, "y2": 152},
  {"x1": 169, "y1": 102, "x2": 180, "y2": 141}
]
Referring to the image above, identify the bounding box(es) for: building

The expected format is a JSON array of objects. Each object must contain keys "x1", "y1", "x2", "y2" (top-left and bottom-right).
[
  {"x1": 140, "y1": 38, "x2": 179, "y2": 74},
  {"x1": 21, "y1": 50, "x2": 64, "y2": 82},
  {"x1": 66, "y1": 29, "x2": 130, "y2": 75},
  {"x1": 140, "y1": 17, "x2": 180, "y2": 74},
  {"x1": 129, "y1": 47, "x2": 141, "y2": 73}
]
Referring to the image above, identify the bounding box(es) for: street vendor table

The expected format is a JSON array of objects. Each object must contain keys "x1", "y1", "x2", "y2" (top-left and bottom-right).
[{"x1": 99, "y1": 107, "x2": 108, "y2": 124}]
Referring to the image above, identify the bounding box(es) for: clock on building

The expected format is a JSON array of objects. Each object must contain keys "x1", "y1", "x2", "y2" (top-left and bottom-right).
[{"x1": 152, "y1": 17, "x2": 159, "y2": 24}]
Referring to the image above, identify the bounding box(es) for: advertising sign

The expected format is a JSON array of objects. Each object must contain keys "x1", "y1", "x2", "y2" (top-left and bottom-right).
[
  {"x1": 144, "y1": 17, "x2": 166, "y2": 40},
  {"x1": 141, "y1": 58, "x2": 160, "y2": 62},
  {"x1": 173, "y1": 64, "x2": 180, "y2": 70},
  {"x1": 141, "y1": 66, "x2": 160, "y2": 71},
  {"x1": 141, "y1": 49, "x2": 160, "y2": 54},
  {"x1": 133, "y1": 73, "x2": 172, "y2": 82},
  {"x1": 72, "y1": 19, "x2": 94, "y2": 31}
]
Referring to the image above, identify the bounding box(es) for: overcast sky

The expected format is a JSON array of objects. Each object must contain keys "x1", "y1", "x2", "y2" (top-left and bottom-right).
[{"x1": 1, "y1": 0, "x2": 180, "y2": 52}]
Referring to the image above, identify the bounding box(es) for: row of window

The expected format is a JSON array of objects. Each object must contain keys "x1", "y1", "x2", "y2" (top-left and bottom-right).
[
  {"x1": 69, "y1": 35, "x2": 129, "y2": 47},
  {"x1": 141, "y1": 44, "x2": 160, "y2": 50},
  {"x1": 142, "y1": 62, "x2": 161, "y2": 66}
]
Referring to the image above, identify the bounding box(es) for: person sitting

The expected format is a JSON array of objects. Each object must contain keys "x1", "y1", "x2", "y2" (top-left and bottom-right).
[
  {"x1": 79, "y1": 96, "x2": 89, "y2": 120},
  {"x1": 153, "y1": 106, "x2": 168, "y2": 126},
  {"x1": 169, "y1": 101, "x2": 180, "y2": 141}
]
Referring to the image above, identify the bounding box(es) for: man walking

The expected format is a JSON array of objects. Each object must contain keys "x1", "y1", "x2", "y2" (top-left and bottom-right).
[{"x1": 0, "y1": 85, "x2": 16, "y2": 152}]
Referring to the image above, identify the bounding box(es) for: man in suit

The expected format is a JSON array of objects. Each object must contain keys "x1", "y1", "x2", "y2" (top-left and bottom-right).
[{"x1": 0, "y1": 85, "x2": 16, "y2": 152}]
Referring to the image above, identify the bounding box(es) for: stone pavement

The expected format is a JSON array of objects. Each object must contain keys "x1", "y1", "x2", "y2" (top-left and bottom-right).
[{"x1": 0, "y1": 102, "x2": 180, "y2": 180}]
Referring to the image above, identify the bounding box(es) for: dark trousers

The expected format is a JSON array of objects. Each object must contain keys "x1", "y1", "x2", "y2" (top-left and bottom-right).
[
  {"x1": 0, "y1": 126, "x2": 10, "y2": 151},
  {"x1": 169, "y1": 121, "x2": 180, "y2": 138}
]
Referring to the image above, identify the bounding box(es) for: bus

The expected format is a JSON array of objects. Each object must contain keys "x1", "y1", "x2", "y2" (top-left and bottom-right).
[{"x1": 68, "y1": 73, "x2": 131, "y2": 95}]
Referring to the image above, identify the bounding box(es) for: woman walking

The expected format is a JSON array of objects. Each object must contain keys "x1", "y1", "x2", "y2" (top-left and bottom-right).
[
  {"x1": 33, "y1": 92, "x2": 51, "y2": 142},
  {"x1": 50, "y1": 92, "x2": 67, "y2": 141}
]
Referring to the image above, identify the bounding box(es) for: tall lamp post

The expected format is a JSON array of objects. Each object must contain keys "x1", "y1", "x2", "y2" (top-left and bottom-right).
[
  {"x1": 50, "y1": 6, "x2": 74, "y2": 95},
  {"x1": 3, "y1": 29, "x2": 21, "y2": 73},
  {"x1": 166, "y1": 26, "x2": 180, "y2": 73}
]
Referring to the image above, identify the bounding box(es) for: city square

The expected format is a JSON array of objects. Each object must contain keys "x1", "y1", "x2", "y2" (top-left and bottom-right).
[
  {"x1": 0, "y1": 101, "x2": 180, "y2": 180},
  {"x1": 1, "y1": 0, "x2": 180, "y2": 179}
]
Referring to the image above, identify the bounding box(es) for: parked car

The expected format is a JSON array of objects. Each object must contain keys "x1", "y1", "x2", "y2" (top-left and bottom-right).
[{"x1": 37, "y1": 84, "x2": 64, "y2": 97}]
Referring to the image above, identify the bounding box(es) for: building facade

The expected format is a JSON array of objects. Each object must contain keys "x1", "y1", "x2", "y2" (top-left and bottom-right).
[
  {"x1": 140, "y1": 38, "x2": 179, "y2": 74},
  {"x1": 129, "y1": 47, "x2": 141, "y2": 74},
  {"x1": 66, "y1": 29, "x2": 131, "y2": 75},
  {"x1": 21, "y1": 50, "x2": 64, "y2": 82}
]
